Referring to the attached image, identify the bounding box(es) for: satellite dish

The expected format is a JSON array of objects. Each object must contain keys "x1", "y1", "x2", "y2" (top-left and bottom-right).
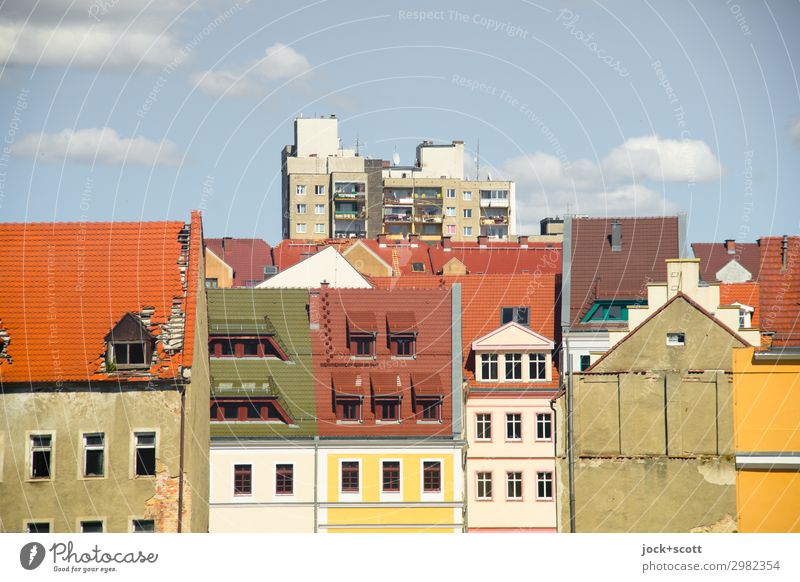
[
  {"x1": 392, "y1": 152, "x2": 400, "y2": 166},
  {"x1": 487, "y1": 172, "x2": 492, "y2": 180}
]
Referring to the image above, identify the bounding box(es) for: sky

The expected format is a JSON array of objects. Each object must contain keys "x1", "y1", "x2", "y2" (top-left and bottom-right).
[{"x1": 0, "y1": 0, "x2": 798, "y2": 245}]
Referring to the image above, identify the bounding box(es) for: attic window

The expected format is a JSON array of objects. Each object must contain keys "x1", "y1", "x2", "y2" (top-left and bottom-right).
[
  {"x1": 411, "y1": 262, "x2": 426, "y2": 272},
  {"x1": 501, "y1": 307, "x2": 529, "y2": 326},
  {"x1": 666, "y1": 332, "x2": 686, "y2": 346},
  {"x1": 107, "y1": 313, "x2": 154, "y2": 371},
  {"x1": 114, "y1": 342, "x2": 146, "y2": 367}
]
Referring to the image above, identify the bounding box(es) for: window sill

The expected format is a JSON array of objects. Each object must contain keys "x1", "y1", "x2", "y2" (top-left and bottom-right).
[
  {"x1": 233, "y1": 493, "x2": 253, "y2": 498},
  {"x1": 536, "y1": 498, "x2": 554, "y2": 502},
  {"x1": 80, "y1": 475, "x2": 106, "y2": 480},
  {"x1": 416, "y1": 419, "x2": 443, "y2": 424},
  {"x1": 505, "y1": 438, "x2": 523, "y2": 443},
  {"x1": 390, "y1": 356, "x2": 416, "y2": 361},
  {"x1": 336, "y1": 420, "x2": 363, "y2": 425},
  {"x1": 476, "y1": 497, "x2": 493, "y2": 502},
  {"x1": 506, "y1": 498, "x2": 524, "y2": 502}
]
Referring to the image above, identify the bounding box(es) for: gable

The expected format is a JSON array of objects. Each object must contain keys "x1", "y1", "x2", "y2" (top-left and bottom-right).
[
  {"x1": 342, "y1": 241, "x2": 393, "y2": 277},
  {"x1": 715, "y1": 259, "x2": 752, "y2": 283},
  {"x1": 442, "y1": 257, "x2": 467, "y2": 276},
  {"x1": 591, "y1": 295, "x2": 746, "y2": 373},
  {"x1": 472, "y1": 322, "x2": 554, "y2": 350},
  {"x1": 257, "y1": 246, "x2": 372, "y2": 289}
]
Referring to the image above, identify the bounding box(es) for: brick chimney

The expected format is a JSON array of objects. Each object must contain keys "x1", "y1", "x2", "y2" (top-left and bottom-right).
[
  {"x1": 517, "y1": 235, "x2": 529, "y2": 247},
  {"x1": 725, "y1": 239, "x2": 736, "y2": 254},
  {"x1": 441, "y1": 236, "x2": 452, "y2": 251},
  {"x1": 377, "y1": 234, "x2": 388, "y2": 246},
  {"x1": 477, "y1": 235, "x2": 489, "y2": 247},
  {"x1": 409, "y1": 234, "x2": 420, "y2": 246}
]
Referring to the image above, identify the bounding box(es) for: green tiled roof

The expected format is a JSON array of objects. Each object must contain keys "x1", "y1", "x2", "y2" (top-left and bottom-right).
[{"x1": 207, "y1": 289, "x2": 317, "y2": 438}]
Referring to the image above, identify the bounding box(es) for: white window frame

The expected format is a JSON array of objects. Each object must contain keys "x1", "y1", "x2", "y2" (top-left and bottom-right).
[
  {"x1": 79, "y1": 518, "x2": 105, "y2": 533},
  {"x1": 445, "y1": 224, "x2": 456, "y2": 235},
  {"x1": 314, "y1": 204, "x2": 325, "y2": 215},
  {"x1": 535, "y1": 413, "x2": 552, "y2": 442},
  {"x1": 475, "y1": 413, "x2": 492, "y2": 442},
  {"x1": 536, "y1": 471, "x2": 554, "y2": 501},
  {"x1": 295, "y1": 184, "x2": 306, "y2": 195},
  {"x1": 463, "y1": 209, "x2": 472, "y2": 219},
  {"x1": 295, "y1": 223, "x2": 307, "y2": 234},
  {"x1": 463, "y1": 190, "x2": 472, "y2": 201},
  {"x1": 131, "y1": 430, "x2": 157, "y2": 479},
  {"x1": 445, "y1": 206, "x2": 456, "y2": 217},
  {"x1": 476, "y1": 471, "x2": 493, "y2": 501},
  {"x1": 666, "y1": 332, "x2": 686, "y2": 346},
  {"x1": 504, "y1": 353, "x2": 523, "y2": 381},
  {"x1": 82, "y1": 432, "x2": 106, "y2": 479},
  {"x1": 314, "y1": 223, "x2": 325, "y2": 234},
  {"x1": 506, "y1": 412, "x2": 522, "y2": 442},
  {"x1": 29, "y1": 432, "x2": 54, "y2": 481},
  {"x1": 506, "y1": 471, "x2": 523, "y2": 501},
  {"x1": 464, "y1": 226, "x2": 473, "y2": 237},
  {"x1": 528, "y1": 352, "x2": 548, "y2": 381},
  {"x1": 479, "y1": 353, "x2": 498, "y2": 381},
  {"x1": 315, "y1": 184, "x2": 325, "y2": 195},
  {"x1": 446, "y1": 188, "x2": 456, "y2": 199},
  {"x1": 296, "y1": 203, "x2": 307, "y2": 214}
]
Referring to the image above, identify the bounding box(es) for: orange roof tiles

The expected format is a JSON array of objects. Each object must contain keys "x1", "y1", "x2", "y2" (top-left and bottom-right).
[
  {"x1": 0, "y1": 215, "x2": 200, "y2": 383},
  {"x1": 429, "y1": 241, "x2": 562, "y2": 275},
  {"x1": 720, "y1": 282, "x2": 760, "y2": 327}
]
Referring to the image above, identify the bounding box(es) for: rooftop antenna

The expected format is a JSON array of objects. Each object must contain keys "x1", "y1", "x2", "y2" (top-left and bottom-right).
[{"x1": 355, "y1": 134, "x2": 360, "y2": 156}]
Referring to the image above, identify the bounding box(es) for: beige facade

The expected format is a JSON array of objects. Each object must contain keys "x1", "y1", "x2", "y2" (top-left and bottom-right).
[{"x1": 210, "y1": 444, "x2": 316, "y2": 533}]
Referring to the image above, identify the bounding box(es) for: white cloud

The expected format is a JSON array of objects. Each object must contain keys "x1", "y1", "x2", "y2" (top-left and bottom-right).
[
  {"x1": 0, "y1": 22, "x2": 182, "y2": 69},
  {"x1": 12, "y1": 127, "x2": 183, "y2": 166},
  {"x1": 602, "y1": 135, "x2": 722, "y2": 182},
  {"x1": 193, "y1": 42, "x2": 311, "y2": 98},
  {"x1": 791, "y1": 119, "x2": 800, "y2": 149},
  {"x1": 498, "y1": 135, "x2": 722, "y2": 233}
]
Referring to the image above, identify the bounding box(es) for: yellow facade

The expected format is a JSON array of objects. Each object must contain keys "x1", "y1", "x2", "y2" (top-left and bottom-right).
[
  {"x1": 204, "y1": 248, "x2": 234, "y2": 289},
  {"x1": 733, "y1": 346, "x2": 800, "y2": 532},
  {"x1": 320, "y1": 451, "x2": 463, "y2": 533}
]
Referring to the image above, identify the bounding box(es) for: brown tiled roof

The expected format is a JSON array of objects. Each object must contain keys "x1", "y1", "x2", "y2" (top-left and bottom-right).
[
  {"x1": 271, "y1": 239, "x2": 350, "y2": 271},
  {"x1": 205, "y1": 237, "x2": 272, "y2": 287},
  {"x1": 758, "y1": 236, "x2": 800, "y2": 347},
  {"x1": 310, "y1": 287, "x2": 453, "y2": 437},
  {"x1": 692, "y1": 241, "x2": 760, "y2": 282},
  {"x1": 386, "y1": 311, "x2": 418, "y2": 333},
  {"x1": 568, "y1": 216, "x2": 680, "y2": 327},
  {"x1": 0, "y1": 214, "x2": 201, "y2": 383}
]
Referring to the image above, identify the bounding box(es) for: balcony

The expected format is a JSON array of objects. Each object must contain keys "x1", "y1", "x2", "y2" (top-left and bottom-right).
[
  {"x1": 384, "y1": 213, "x2": 413, "y2": 223},
  {"x1": 480, "y1": 216, "x2": 509, "y2": 225},
  {"x1": 384, "y1": 196, "x2": 414, "y2": 205},
  {"x1": 480, "y1": 198, "x2": 509, "y2": 208},
  {"x1": 334, "y1": 191, "x2": 365, "y2": 201},
  {"x1": 334, "y1": 231, "x2": 367, "y2": 239},
  {"x1": 335, "y1": 211, "x2": 366, "y2": 220}
]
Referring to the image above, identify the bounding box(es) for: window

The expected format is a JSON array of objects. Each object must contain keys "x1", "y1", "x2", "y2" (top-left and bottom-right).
[
  {"x1": 80, "y1": 520, "x2": 103, "y2": 533},
  {"x1": 463, "y1": 209, "x2": 472, "y2": 219},
  {"x1": 315, "y1": 185, "x2": 325, "y2": 195},
  {"x1": 296, "y1": 184, "x2": 306, "y2": 195},
  {"x1": 423, "y1": 461, "x2": 441, "y2": 493},
  {"x1": 476, "y1": 413, "x2": 491, "y2": 441},
  {"x1": 580, "y1": 300, "x2": 643, "y2": 323},
  {"x1": 580, "y1": 355, "x2": 591, "y2": 371},
  {"x1": 341, "y1": 461, "x2": 359, "y2": 493},
  {"x1": 446, "y1": 188, "x2": 456, "y2": 198},
  {"x1": 666, "y1": 332, "x2": 686, "y2": 346},
  {"x1": 134, "y1": 432, "x2": 156, "y2": 477},
  {"x1": 480, "y1": 354, "x2": 498, "y2": 380},
  {"x1": 418, "y1": 398, "x2": 441, "y2": 422},
  {"x1": 315, "y1": 204, "x2": 325, "y2": 214},
  {"x1": 739, "y1": 309, "x2": 751, "y2": 329},
  {"x1": 205, "y1": 278, "x2": 218, "y2": 289},
  {"x1": 445, "y1": 206, "x2": 456, "y2": 217},
  {"x1": 537, "y1": 472, "x2": 553, "y2": 500},
  {"x1": 27, "y1": 522, "x2": 50, "y2": 533},
  {"x1": 113, "y1": 342, "x2": 147, "y2": 368},
  {"x1": 536, "y1": 413, "x2": 552, "y2": 441},
  {"x1": 501, "y1": 306, "x2": 529, "y2": 326},
  {"x1": 463, "y1": 191, "x2": 472, "y2": 201},
  {"x1": 391, "y1": 334, "x2": 415, "y2": 357},
  {"x1": 276, "y1": 464, "x2": 294, "y2": 495},
  {"x1": 376, "y1": 398, "x2": 400, "y2": 422},
  {"x1": 382, "y1": 461, "x2": 400, "y2": 492},
  {"x1": 445, "y1": 224, "x2": 456, "y2": 235},
  {"x1": 463, "y1": 227, "x2": 473, "y2": 237},
  {"x1": 411, "y1": 262, "x2": 425, "y2": 273},
  {"x1": 30, "y1": 434, "x2": 52, "y2": 479},
  {"x1": 83, "y1": 433, "x2": 105, "y2": 477},
  {"x1": 132, "y1": 519, "x2": 155, "y2": 533},
  {"x1": 529, "y1": 353, "x2": 547, "y2": 380},
  {"x1": 295, "y1": 223, "x2": 307, "y2": 234},
  {"x1": 296, "y1": 204, "x2": 307, "y2": 214},
  {"x1": 350, "y1": 335, "x2": 374, "y2": 358},
  {"x1": 505, "y1": 353, "x2": 522, "y2": 381},
  {"x1": 234, "y1": 464, "x2": 252, "y2": 495},
  {"x1": 337, "y1": 398, "x2": 361, "y2": 422},
  {"x1": 507, "y1": 472, "x2": 523, "y2": 500},
  {"x1": 314, "y1": 223, "x2": 325, "y2": 234},
  {"x1": 506, "y1": 413, "x2": 522, "y2": 440},
  {"x1": 476, "y1": 472, "x2": 492, "y2": 500}
]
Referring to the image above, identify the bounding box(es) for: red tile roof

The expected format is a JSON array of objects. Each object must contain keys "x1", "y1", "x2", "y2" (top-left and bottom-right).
[
  {"x1": 271, "y1": 239, "x2": 350, "y2": 271},
  {"x1": 357, "y1": 240, "x2": 433, "y2": 275},
  {"x1": 205, "y1": 237, "x2": 272, "y2": 287},
  {"x1": 758, "y1": 236, "x2": 800, "y2": 347},
  {"x1": 428, "y1": 241, "x2": 562, "y2": 275},
  {"x1": 310, "y1": 287, "x2": 453, "y2": 437},
  {"x1": 720, "y1": 282, "x2": 760, "y2": 327},
  {"x1": 373, "y1": 273, "x2": 560, "y2": 390},
  {"x1": 0, "y1": 215, "x2": 201, "y2": 383},
  {"x1": 568, "y1": 216, "x2": 680, "y2": 327},
  {"x1": 692, "y1": 241, "x2": 760, "y2": 282}
]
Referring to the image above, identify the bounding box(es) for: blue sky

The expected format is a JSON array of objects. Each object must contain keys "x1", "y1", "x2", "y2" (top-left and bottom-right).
[{"x1": 1, "y1": 0, "x2": 798, "y2": 244}]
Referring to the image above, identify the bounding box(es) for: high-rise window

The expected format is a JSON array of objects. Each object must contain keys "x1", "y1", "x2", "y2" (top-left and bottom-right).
[{"x1": 296, "y1": 185, "x2": 306, "y2": 195}]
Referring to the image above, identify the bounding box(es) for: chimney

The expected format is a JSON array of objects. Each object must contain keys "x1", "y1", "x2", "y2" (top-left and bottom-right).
[
  {"x1": 377, "y1": 233, "x2": 388, "y2": 246},
  {"x1": 309, "y1": 289, "x2": 321, "y2": 330},
  {"x1": 409, "y1": 234, "x2": 420, "y2": 246},
  {"x1": 611, "y1": 221, "x2": 622, "y2": 252},
  {"x1": 442, "y1": 236, "x2": 452, "y2": 251},
  {"x1": 477, "y1": 235, "x2": 489, "y2": 247},
  {"x1": 725, "y1": 239, "x2": 736, "y2": 254},
  {"x1": 782, "y1": 235, "x2": 789, "y2": 271},
  {"x1": 517, "y1": 235, "x2": 529, "y2": 248}
]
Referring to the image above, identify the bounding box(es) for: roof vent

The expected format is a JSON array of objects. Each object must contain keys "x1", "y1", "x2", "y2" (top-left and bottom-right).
[
  {"x1": 725, "y1": 239, "x2": 736, "y2": 254},
  {"x1": 611, "y1": 221, "x2": 622, "y2": 252}
]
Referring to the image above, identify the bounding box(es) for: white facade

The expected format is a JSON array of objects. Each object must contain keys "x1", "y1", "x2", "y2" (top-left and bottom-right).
[{"x1": 257, "y1": 246, "x2": 372, "y2": 289}]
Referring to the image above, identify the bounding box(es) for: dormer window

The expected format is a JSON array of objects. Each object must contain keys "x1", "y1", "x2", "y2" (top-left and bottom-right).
[
  {"x1": 387, "y1": 312, "x2": 417, "y2": 358},
  {"x1": 209, "y1": 336, "x2": 286, "y2": 359},
  {"x1": 351, "y1": 334, "x2": 375, "y2": 358},
  {"x1": 347, "y1": 312, "x2": 377, "y2": 359},
  {"x1": 106, "y1": 313, "x2": 154, "y2": 371},
  {"x1": 501, "y1": 307, "x2": 529, "y2": 326}
]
